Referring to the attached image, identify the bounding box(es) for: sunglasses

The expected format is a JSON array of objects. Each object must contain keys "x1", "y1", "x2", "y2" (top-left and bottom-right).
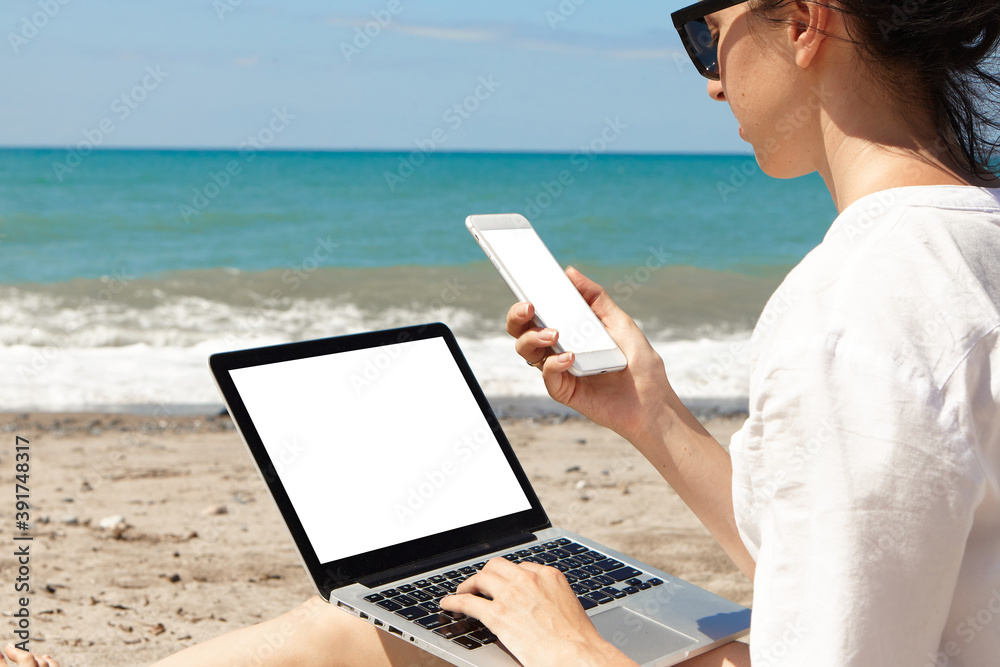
[{"x1": 671, "y1": 0, "x2": 752, "y2": 80}]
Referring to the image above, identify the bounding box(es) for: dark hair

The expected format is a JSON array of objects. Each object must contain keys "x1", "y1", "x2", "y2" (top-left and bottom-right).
[{"x1": 750, "y1": 0, "x2": 1000, "y2": 179}]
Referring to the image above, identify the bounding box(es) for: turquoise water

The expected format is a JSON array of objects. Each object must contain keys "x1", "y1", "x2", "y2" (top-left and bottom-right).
[{"x1": 0, "y1": 149, "x2": 835, "y2": 284}]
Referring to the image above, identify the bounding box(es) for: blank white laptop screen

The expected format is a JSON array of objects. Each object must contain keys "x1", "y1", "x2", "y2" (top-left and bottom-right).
[{"x1": 229, "y1": 336, "x2": 532, "y2": 564}]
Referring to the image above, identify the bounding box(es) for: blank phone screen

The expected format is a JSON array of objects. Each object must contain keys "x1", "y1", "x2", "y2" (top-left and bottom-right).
[{"x1": 481, "y1": 227, "x2": 618, "y2": 354}]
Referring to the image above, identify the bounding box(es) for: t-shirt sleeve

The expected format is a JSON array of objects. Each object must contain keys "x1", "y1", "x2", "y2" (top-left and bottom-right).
[{"x1": 740, "y1": 334, "x2": 986, "y2": 666}]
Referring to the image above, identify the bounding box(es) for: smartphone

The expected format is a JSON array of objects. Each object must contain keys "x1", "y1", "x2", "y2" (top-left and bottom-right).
[{"x1": 466, "y1": 213, "x2": 627, "y2": 376}]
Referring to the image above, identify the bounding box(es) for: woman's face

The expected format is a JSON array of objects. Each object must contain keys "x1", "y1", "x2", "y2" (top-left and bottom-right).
[{"x1": 705, "y1": 5, "x2": 821, "y2": 179}]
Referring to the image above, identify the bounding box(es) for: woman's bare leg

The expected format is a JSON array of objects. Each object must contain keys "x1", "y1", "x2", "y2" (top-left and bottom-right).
[
  {"x1": 3, "y1": 643, "x2": 60, "y2": 667},
  {"x1": 151, "y1": 596, "x2": 451, "y2": 667}
]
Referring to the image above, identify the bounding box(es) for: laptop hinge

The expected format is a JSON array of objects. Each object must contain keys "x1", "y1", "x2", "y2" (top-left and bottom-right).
[{"x1": 358, "y1": 531, "x2": 539, "y2": 589}]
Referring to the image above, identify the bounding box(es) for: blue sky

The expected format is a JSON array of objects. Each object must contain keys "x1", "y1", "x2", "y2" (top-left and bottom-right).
[{"x1": 1, "y1": 0, "x2": 748, "y2": 153}]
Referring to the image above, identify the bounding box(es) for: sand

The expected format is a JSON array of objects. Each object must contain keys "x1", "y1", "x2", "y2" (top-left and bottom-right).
[{"x1": 0, "y1": 411, "x2": 751, "y2": 666}]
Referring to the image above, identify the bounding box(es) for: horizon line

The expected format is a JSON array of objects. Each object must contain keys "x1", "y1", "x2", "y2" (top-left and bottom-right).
[{"x1": 0, "y1": 145, "x2": 754, "y2": 158}]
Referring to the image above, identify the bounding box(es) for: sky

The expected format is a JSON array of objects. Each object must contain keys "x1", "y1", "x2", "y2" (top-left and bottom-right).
[{"x1": 0, "y1": 0, "x2": 749, "y2": 154}]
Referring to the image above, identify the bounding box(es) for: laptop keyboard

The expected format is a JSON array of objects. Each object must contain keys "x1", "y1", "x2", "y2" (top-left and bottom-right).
[{"x1": 362, "y1": 538, "x2": 664, "y2": 651}]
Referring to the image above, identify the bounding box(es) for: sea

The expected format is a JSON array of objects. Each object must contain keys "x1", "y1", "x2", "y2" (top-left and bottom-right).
[{"x1": 0, "y1": 149, "x2": 837, "y2": 415}]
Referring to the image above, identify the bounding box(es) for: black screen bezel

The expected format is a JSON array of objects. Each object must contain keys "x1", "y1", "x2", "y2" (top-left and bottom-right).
[{"x1": 209, "y1": 322, "x2": 551, "y2": 598}]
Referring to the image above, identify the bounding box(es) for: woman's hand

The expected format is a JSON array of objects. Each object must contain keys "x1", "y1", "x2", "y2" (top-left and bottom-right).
[
  {"x1": 508, "y1": 266, "x2": 676, "y2": 443},
  {"x1": 440, "y1": 557, "x2": 636, "y2": 667}
]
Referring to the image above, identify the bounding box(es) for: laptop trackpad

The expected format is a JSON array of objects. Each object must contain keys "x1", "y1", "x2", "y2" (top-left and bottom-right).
[{"x1": 592, "y1": 606, "x2": 695, "y2": 665}]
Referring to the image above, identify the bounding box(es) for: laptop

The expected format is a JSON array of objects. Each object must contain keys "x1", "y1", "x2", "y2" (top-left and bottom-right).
[{"x1": 209, "y1": 322, "x2": 750, "y2": 666}]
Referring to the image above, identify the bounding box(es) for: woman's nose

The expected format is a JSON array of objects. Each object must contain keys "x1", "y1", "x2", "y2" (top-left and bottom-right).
[{"x1": 707, "y1": 79, "x2": 725, "y2": 102}]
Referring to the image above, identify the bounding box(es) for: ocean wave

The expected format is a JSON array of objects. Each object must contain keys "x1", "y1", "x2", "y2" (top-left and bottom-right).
[{"x1": 1, "y1": 266, "x2": 760, "y2": 412}]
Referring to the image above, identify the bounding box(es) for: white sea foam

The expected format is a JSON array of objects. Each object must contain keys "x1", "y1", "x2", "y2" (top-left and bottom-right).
[{"x1": 1, "y1": 289, "x2": 750, "y2": 413}]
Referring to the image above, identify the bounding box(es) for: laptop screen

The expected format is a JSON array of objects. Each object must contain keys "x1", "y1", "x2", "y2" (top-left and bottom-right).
[
  {"x1": 211, "y1": 323, "x2": 549, "y2": 594},
  {"x1": 228, "y1": 335, "x2": 532, "y2": 564}
]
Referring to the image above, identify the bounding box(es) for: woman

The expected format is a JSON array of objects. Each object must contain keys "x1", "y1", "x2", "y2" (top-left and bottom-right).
[{"x1": 8, "y1": 0, "x2": 1000, "y2": 665}]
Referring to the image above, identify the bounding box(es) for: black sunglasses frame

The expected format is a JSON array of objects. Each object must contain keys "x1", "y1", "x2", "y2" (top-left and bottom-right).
[{"x1": 671, "y1": 0, "x2": 752, "y2": 80}]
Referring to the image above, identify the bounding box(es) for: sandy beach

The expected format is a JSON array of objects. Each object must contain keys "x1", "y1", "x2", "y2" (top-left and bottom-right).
[{"x1": 0, "y1": 410, "x2": 751, "y2": 666}]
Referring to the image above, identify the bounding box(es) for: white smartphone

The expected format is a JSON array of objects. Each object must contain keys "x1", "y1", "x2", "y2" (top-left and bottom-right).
[{"x1": 466, "y1": 213, "x2": 627, "y2": 376}]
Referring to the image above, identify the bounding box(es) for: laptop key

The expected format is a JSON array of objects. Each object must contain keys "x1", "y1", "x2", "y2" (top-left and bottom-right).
[
  {"x1": 414, "y1": 579, "x2": 432, "y2": 588},
  {"x1": 603, "y1": 587, "x2": 627, "y2": 600},
  {"x1": 585, "y1": 590, "x2": 614, "y2": 605},
  {"x1": 396, "y1": 605, "x2": 430, "y2": 621},
  {"x1": 607, "y1": 567, "x2": 643, "y2": 582},
  {"x1": 394, "y1": 594, "x2": 418, "y2": 606},
  {"x1": 578, "y1": 596, "x2": 598, "y2": 610},
  {"x1": 409, "y1": 590, "x2": 432, "y2": 602},
  {"x1": 429, "y1": 575, "x2": 446, "y2": 583},
  {"x1": 419, "y1": 602, "x2": 440, "y2": 613},
  {"x1": 636, "y1": 581, "x2": 651, "y2": 590},
  {"x1": 563, "y1": 543, "x2": 588, "y2": 554},
  {"x1": 469, "y1": 628, "x2": 497, "y2": 644},
  {"x1": 592, "y1": 575, "x2": 615, "y2": 586},
  {"x1": 555, "y1": 538, "x2": 571, "y2": 546},
  {"x1": 398, "y1": 584, "x2": 416, "y2": 592},
  {"x1": 452, "y1": 635, "x2": 482, "y2": 650},
  {"x1": 622, "y1": 586, "x2": 640, "y2": 595},
  {"x1": 381, "y1": 588, "x2": 400, "y2": 597},
  {"x1": 593, "y1": 558, "x2": 625, "y2": 572},
  {"x1": 434, "y1": 618, "x2": 478, "y2": 639},
  {"x1": 364, "y1": 594, "x2": 384, "y2": 603},
  {"x1": 416, "y1": 613, "x2": 453, "y2": 630},
  {"x1": 529, "y1": 546, "x2": 546, "y2": 554},
  {"x1": 375, "y1": 599, "x2": 403, "y2": 612},
  {"x1": 648, "y1": 578, "x2": 665, "y2": 586}
]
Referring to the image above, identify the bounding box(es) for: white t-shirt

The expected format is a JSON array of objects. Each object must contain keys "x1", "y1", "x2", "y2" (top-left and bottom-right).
[{"x1": 730, "y1": 186, "x2": 1000, "y2": 666}]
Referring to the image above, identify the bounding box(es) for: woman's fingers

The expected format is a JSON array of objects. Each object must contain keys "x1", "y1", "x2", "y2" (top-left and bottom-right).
[
  {"x1": 514, "y1": 328, "x2": 558, "y2": 366},
  {"x1": 505, "y1": 301, "x2": 535, "y2": 338},
  {"x1": 566, "y1": 266, "x2": 628, "y2": 328}
]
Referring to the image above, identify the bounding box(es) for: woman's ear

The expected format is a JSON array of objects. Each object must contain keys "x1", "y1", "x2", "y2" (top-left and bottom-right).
[{"x1": 788, "y1": 0, "x2": 831, "y2": 70}]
